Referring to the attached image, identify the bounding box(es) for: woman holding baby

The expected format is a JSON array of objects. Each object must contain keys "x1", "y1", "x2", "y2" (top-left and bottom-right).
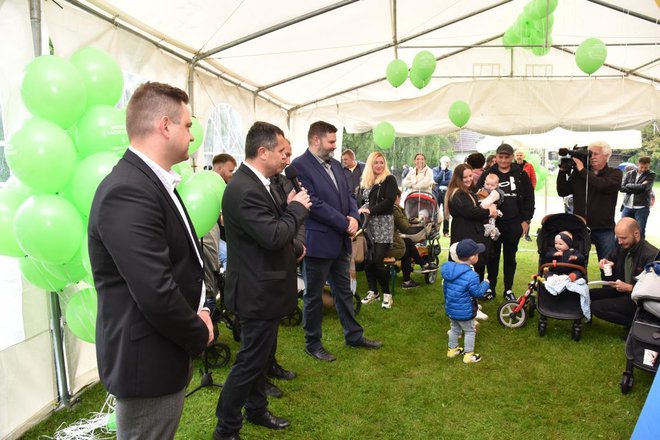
[{"x1": 445, "y1": 164, "x2": 498, "y2": 281}]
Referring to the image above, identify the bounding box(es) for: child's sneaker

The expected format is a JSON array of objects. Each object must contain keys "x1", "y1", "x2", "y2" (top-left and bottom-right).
[
  {"x1": 483, "y1": 289, "x2": 495, "y2": 301},
  {"x1": 504, "y1": 290, "x2": 516, "y2": 302},
  {"x1": 463, "y1": 352, "x2": 482, "y2": 363},
  {"x1": 361, "y1": 291, "x2": 380, "y2": 304},
  {"x1": 447, "y1": 346, "x2": 464, "y2": 358},
  {"x1": 381, "y1": 293, "x2": 393, "y2": 309},
  {"x1": 401, "y1": 280, "x2": 419, "y2": 289},
  {"x1": 476, "y1": 309, "x2": 489, "y2": 320}
]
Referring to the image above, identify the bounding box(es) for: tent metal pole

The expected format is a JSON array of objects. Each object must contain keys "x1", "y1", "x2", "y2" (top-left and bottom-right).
[
  {"x1": 258, "y1": 0, "x2": 513, "y2": 93},
  {"x1": 49, "y1": 292, "x2": 73, "y2": 407},
  {"x1": 586, "y1": 0, "x2": 660, "y2": 25},
  {"x1": 197, "y1": 0, "x2": 359, "y2": 60},
  {"x1": 390, "y1": 0, "x2": 398, "y2": 59},
  {"x1": 28, "y1": 0, "x2": 42, "y2": 57}
]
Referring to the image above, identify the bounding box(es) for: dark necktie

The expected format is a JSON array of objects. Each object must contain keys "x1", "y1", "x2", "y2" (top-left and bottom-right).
[{"x1": 624, "y1": 252, "x2": 633, "y2": 284}]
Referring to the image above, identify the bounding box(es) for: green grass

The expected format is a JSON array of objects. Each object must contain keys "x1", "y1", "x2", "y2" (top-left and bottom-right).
[{"x1": 22, "y1": 236, "x2": 653, "y2": 440}]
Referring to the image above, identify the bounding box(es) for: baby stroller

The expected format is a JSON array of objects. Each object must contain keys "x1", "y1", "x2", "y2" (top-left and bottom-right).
[
  {"x1": 497, "y1": 214, "x2": 590, "y2": 341},
  {"x1": 621, "y1": 262, "x2": 660, "y2": 394},
  {"x1": 401, "y1": 191, "x2": 442, "y2": 284}
]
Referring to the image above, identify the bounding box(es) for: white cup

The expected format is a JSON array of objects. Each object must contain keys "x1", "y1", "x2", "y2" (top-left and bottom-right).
[{"x1": 603, "y1": 263, "x2": 613, "y2": 277}]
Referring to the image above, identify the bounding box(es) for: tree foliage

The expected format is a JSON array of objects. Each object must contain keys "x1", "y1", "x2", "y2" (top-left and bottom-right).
[{"x1": 627, "y1": 122, "x2": 660, "y2": 173}]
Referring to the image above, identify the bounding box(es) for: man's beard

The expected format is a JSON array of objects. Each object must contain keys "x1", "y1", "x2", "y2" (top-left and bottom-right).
[{"x1": 318, "y1": 150, "x2": 334, "y2": 161}]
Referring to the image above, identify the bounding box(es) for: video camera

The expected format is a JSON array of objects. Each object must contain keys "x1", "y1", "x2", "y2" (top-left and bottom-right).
[{"x1": 558, "y1": 145, "x2": 591, "y2": 173}]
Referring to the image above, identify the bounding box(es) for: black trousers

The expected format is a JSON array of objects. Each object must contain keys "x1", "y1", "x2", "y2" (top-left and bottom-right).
[
  {"x1": 401, "y1": 238, "x2": 425, "y2": 281},
  {"x1": 590, "y1": 286, "x2": 637, "y2": 327},
  {"x1": 365, "y1": 242, "x2": 391, "y2": 294},
  {"x1": 216, "y1": 317, "x2": 279, "y2": 435},
  {"x1": 437, "y1": 189, "x2": 449, "y2": 234},
  {"x1": 487, "y1": 219, "x2": 523, "y2": 292}
]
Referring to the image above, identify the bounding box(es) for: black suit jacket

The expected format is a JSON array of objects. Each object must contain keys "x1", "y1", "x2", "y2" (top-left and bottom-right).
[
  {"x1": 222, "y1": 163, "x2": 308, "y2": 320},
  {"x1": 88, "y1": 149, "x2": 208, "y2": 398}
]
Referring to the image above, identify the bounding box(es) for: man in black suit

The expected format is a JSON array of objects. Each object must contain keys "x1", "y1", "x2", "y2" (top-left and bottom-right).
[
  {"x1": 213, "y1": 122, "x2": 311, "y2": 440},
  {"x1": 88, "y1": 82, "x2": 213, "y2": 439}
]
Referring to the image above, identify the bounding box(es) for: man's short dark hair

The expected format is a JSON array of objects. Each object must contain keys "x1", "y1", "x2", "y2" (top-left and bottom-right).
[
  {"x1": 639, "y1": 156, "x2": 651, "y2": 165},
  {"x1": 212, "y1": 153, "x2": 237, "y2": 166},
  {"x1": 245, "y1": 122, "x2": 284, "y2": 159},
  {"x1": 307, "y1": 121, "x2": 337, "y2": 143},
  {"x1": 342, "y1": 149, "x2": 356, "y2": 159},
  {"x1": 126, "y1": 82, "x2": 189, "y2": 140},
  {"x1": 465, "y1": 152, "x2": 486, "y2": 169}
]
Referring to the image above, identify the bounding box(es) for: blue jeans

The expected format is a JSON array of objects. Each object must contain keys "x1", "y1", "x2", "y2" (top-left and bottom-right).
[
  {"x1": 302, "y1": 251, "x2": 364, "y2": 351},
  {"x1": 590, "y1": 228, "x2": 616, "y2": 261},
  {"x1": 449, "y1": 319, "x2": 477, "y2": 353},
  {"x1": 218, "y1": 239, "x2": 227, "y2": 267},
  {"x1": 622, "y1": 206, "x2": 650, "y2": 239}
]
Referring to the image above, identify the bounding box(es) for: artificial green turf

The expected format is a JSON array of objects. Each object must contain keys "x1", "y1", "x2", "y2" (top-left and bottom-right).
[{"x1": 21, "y1": 233, "x2": 653, "y2": 440}]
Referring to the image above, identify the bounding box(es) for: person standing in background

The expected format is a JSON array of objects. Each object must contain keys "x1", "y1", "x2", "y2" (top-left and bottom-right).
[
  {"x1": 402, "y1": 153, "x2": 434, "y2": 193},
  {"x1": 212, "y1": 153, "x2": 237, "y2": 268},
  {"x1": 89, "y1": 82, "x2": 213, "y2": 440},
  {"x1": 433, "y1": 155, "x2": 452, "y2": 237},
  {"x1": 515, "y1": 150, "x2": 537, "y2": 241},
  {"x1": 341, "y1": 148, "x2": 365, "y2": 196},
  {"x1": 465, "y1": 153, "x2": 486, "y2": 189},
  {"x1": 620, "y1": 156, "x2": 655, "y2": 239}
]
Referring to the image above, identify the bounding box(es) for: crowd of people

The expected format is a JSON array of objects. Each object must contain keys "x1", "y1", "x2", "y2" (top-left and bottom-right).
[{"x1": 87, "y1": 80, "x2": 658, "y2": 440}]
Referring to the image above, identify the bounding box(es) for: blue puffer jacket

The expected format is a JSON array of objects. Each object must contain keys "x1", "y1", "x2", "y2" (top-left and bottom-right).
[{"x1": 441, "y1": 261, "x2": 490, "y2": 321}]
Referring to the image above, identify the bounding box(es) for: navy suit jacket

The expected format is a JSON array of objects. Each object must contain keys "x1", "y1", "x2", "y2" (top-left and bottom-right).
[{"x1": 291, "y1": 149, "x2": 358, "y2": 259}]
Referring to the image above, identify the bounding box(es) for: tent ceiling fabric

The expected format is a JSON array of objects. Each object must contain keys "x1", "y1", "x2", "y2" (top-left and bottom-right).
[{"x1": 39, "y1": 0, "x2": 660, "y2": 139}]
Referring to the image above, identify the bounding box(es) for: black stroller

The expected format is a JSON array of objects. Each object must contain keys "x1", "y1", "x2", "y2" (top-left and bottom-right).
[
  {"x1": 401, "y1": 191, "x2": 441, "y2": 284},
  {"x1": 497, "y1": 214, "x2": 590, "y2": 341}
]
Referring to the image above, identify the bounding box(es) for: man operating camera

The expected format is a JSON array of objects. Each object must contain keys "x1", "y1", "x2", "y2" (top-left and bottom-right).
[{"x1": 556, "y1": 141, "x2": 622, "y2": 260}]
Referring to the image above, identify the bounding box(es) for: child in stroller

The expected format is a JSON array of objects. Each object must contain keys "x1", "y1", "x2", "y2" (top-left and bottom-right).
[
  {"x1": 475, "y1": 173, "x2": 504, "y2": 240},
  {"x1": 544, "y1": 231, "x2": 585, "y2": 281},
  {"x1": 401, "y1": 191, "x2": 442, "y2": 284}
]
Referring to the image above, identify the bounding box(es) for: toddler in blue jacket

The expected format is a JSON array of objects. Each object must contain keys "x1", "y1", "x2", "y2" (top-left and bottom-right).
[{"x1": 441, "y1": 239, "x2": 490, "y2": 363}]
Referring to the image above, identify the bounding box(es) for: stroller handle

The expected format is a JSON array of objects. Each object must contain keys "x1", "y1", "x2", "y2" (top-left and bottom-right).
[{"x1": 540, "y1": 262, "x2": 587, "y2": 275}]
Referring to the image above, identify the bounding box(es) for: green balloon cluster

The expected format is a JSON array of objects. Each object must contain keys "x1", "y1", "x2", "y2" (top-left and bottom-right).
[
  {"x1": 373, "y1": 122, "x2": 395, "y2": 149},
  {"x1": 75, "y1": 105, "x2": 128, "y2": 158},
  {"x1": 386, "y1": 59, "x2": 408, "y2": 88},
  {"x1": 502, "y1": 0, "x2": 556, "y2": 57},
  {"x1": 448, "y1": 101, "x2": 471, "y2": 128},
  {"x1": 68, "y1": 153, "x2": 119, "y2": 216},
  {"x1": 65, "y1": 288, "x2": 98, "y2": 344},
  {"x1": 408, "y1": 50, "x2": 436, "y2": 90},
  {"x1": 69, "y1": 47, "x2": 124, "y2": 108},
  {"x1": 575, "y1": 38, "x2": 607, "y2": 75}
]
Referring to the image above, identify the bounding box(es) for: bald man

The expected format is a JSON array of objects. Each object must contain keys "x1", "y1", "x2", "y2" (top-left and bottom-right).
[{"x1": 590, "y1": 218, "x2": 659, "y2": 329}]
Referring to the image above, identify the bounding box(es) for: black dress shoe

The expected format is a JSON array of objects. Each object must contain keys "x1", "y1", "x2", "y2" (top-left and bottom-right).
[
  {"x1": 265, "y1": 379, "x2": 283, "y2": 398},
  {"x1": 347, "y1": 337, "x2": 382, "y2": 349},
  {"x1": 268, "y1": 361, "x2": 297, "y2": 380},
  {"x1": 212, "y1": 428, "x2": 240, "y2": 440},
  {"x1": 245, "y1": 410, "x2": 291, "y2": 430},
  {"x1": 304, "y1": 346, "x2": 336, "y2": 362}
]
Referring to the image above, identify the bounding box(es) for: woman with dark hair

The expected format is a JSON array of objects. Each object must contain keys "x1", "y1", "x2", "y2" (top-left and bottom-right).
[
  {"x1": 485, "y1": 154, "x2": 497, "y2": 170},
  {"x1": 402, "y1": 153, "x2": 434, "y2": 193},
  {"x1": 445, "y1": 164, "x2": 497, "y2": 281},
  {"x1": 465, "y1": 153, "x2": 486, "y2": 189},
  {"x1": 359, "y1": 152, "x2": 399, "y2": 309}
]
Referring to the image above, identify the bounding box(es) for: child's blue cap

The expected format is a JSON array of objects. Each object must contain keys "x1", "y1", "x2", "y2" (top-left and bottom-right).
[{"x1": 456, "y1": 239, "x2": 486, "y2": 259}]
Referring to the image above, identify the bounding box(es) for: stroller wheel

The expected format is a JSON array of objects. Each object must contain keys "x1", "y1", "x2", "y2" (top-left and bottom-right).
[
  {"x1": 527, "y1": 295, "x2": 536, "y2": 319},
  {"x1": 281, "y1": 305, "x2": 302, "y2": 327},
  {"x1": 203, "y1": 342, "x2": 231, "y2": 369},
  {"x1": 538, "y1": 316, "x2": 547, "y2": 337},
  {"x1": 572, "y1": 321, "x2": 582, "y2": 342},
  {"x1": 620, "y1": 372, "x2": 634, "y2": 394},
  {"x1": 425, "y1": 270, "x2": 437, "y2": 284},
  {"x1": 497, "y1": 301, "x2": 527, "y2": 328},
  {"x1": 353, "y1": 292, "x2": 362, "y2": 315}
]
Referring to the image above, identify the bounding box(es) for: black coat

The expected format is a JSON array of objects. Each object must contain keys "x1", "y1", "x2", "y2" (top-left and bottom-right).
[
  {"x1": 448, "y1": 189, "x2": 491, "y2": 267},
  {"x1": 621, "y1": 169, "x2": 656, "y2": 208}
]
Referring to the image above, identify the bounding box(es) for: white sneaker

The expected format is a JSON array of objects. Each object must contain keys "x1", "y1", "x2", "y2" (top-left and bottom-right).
[
  {"x1": 381, "y1": 293, "x2": 393, "y2": 309},
  {"x1": 476, "y1": 309, "x2": 489, "y2": 321},
  {"x1": 361, "y1": 291, "x2": 380, "y2": 304}
]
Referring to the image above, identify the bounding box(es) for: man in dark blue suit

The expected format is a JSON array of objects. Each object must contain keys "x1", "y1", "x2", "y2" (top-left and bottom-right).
[{"x1": 292, "y1": 121, "x2": 382, "y2": 362}]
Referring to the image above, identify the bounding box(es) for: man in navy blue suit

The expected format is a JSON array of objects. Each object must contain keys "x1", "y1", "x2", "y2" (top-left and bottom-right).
[{"x1": 291, "y1": 121, "x2": 382, "y2": 362}]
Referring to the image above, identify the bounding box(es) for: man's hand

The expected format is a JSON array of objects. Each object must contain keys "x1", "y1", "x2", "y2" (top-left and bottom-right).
[
  {"x1": 572, "y1": 157, "x2": 585, "y2": 172},
  {"x1": 488, "y1": 205, "x2": 498, "y2": 218},
  {"x1": 358, "y1": 208, "x2": 370, "y2": 215},
  {"x1": 198, "y1": 310, "x2": 214, "y2": 345},
  {"x1": 611, "y1": 279, "x2": 633, "y2": 293},
  {"x1": 521, "y1": 221, "x2": 530, "y2": 237},
  {"x1": 290, "y1": 189, "x2": 312, "y2": 209},
  {"x1": 346, "y1": 216, "x2": 358, "y2": 235},
  {"x1": 598, "y1": 258, "x2": 614, "y2": 270},
  {"x1": 297, "y1": 245, "x2": 306, "y2": 262}
]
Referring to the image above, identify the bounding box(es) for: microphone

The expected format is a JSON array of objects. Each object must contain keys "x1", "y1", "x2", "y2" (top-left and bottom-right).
[{"x1": 284, "y1": 165, "x2": 302, "y2": 193}]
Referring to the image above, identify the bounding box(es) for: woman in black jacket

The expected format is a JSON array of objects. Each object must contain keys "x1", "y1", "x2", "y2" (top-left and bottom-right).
[
  {"x1": 359, "y1": 152, "x2": 399, "y2": 309},
  {"x1": 445, "y1": 164, "x2": 497, "y2": 281}
]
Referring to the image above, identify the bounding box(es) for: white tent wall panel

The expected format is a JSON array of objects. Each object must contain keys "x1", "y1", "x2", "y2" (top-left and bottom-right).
[{"x1": 0, "y1": 283, "x2": 56, "y2": 440}]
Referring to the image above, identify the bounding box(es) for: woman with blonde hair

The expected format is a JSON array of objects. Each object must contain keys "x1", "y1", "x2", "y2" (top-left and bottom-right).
[
  {"x1": 445, "y1": 164, "x2": 497, "y2": 282},
  {"x1": 359, "y1": 152, "x2": 399, "y2": 309}
]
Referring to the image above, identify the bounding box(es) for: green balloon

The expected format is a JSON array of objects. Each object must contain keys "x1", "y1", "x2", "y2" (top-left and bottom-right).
[
  {"x1": 535, "y1": 166, "x2": 549, "y2": 191},
  {"x1": 6, "y1": 118, "x2": 78, "y2": 193},
  {"x1": 188, "y1": 117, "x2": 204, "y2": 155},
  {"x1": 65, "y1": 288, "x2": 97, "y2": 343},
  {"x1": 531, "y1": 37, "x2": 552, "y2": 56},
  {"x1": 412, "y1": 50, "x2": 437, "y2": 80},
  {"x1": 172, "y1": 161, "x2": 194, "y2": 182},
  {"x1": 386, "y1": 59, "x2": 408, "y2": 88},
  {"x1": 531, "y1": 14, "x2": 554, "y2": 34},
  {"x1": 528, "y1": 153, "x2": 542, "y2": 168},
  {"x1": 503, "y1": 27, "x2": 521, "y2": 48},
  {"x1": 525, "y1": 0, "x2": 558, "y2": 20},
  {"x1": 448, "y1": 100, "x2": 471, "y2": 128},
  {"x1": 20, "y1": 55, "x2": 87, "y2": 129},
  {"x1": 107, "y1": 412, "x2": 117, "y2": 431},
  {"x1": 80, "y1": 234, "x2": 92, "y2": 278},
  {"x1": 409, "y1": 67, "x2": 431, "y2": 90},
  {"x1": 69, "y1": 153, "x2": 119, "y2": 216},
  {"x1": 575, "y1": 38, "x2": 607, "y2": 75},
  {"x1": 177, "y1": 180, "x2": 221, "y2": 238},
  {"x1": 69, "y1": 47, "x2": 124, "y2": 108},
  {"x1": 373, "y1": 122, "x2": 395, "y2": 149},
  {"x1": 75, "y1": 105, "x2": 129, "y2": 158},
  {"x1": 43, "y1": 252, "x2": 88, "y2": 284},
  {"x1": 14, "y1": 195, "x2": 84, "y2": 264},
  {"x1": 0, "y1": 188, "x2": 28, "y2": 257},
  {"x1": 189, "y1": 170, "x2": 226, "y2": 206},
  {"x1": 18, "y1": 256, "x2": 70, "y2": 291}
]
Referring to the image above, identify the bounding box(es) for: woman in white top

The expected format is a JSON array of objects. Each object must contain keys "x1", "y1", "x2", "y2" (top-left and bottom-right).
[{"x1": 402, "y1": 153, "x2": 434, "y2": 193}]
